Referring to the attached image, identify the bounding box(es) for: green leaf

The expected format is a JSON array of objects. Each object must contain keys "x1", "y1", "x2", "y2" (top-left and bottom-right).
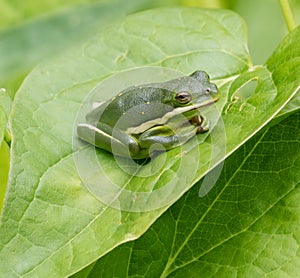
[
  {"x1": 278, "y1": 92, "x2": 300, "y2": 118},
  {"x1": 266, "y1": 25, "x2": 300, "y2": 118},
  {"x1": 86, "y1": 111, "x2": 300, "y2": 277},
  {"x1": 0, "y1": 140, "x2": 10, "y2": 212},
  {"x1": 0, "y1": 0, "x2": 154, "y2": 97},
  {"x1": 0, "y1": 89, "x2": 11, "y2": 144},
  {"x1": 0, "y1": 89, "x2": 11, "y2": 214},
  {"x1": 0, "y1": 8, "x2": 298, "y2": 277},
  {"x1": 0, "y1": 0, "x2": 107, "y2": 29}
]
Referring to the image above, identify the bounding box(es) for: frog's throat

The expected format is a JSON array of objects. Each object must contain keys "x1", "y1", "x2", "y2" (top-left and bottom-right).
[{"x1": 126, "y1": 98, "x2": 216, "y2": 134}]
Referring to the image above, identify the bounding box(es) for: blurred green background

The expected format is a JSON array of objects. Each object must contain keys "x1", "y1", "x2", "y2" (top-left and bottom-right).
[{"x1": 0, "y1": 0, "x2": 299, "y2": 98}]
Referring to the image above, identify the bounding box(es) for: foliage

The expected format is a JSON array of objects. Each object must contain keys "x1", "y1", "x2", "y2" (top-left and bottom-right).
[{"x1": 0, "y1": 0, "x2": 299, "y2": 277}]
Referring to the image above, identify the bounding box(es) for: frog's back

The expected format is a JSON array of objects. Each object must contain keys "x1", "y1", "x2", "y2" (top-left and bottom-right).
[{"x1": 86, "y1": 87, "x2": 174, "y2": 130}]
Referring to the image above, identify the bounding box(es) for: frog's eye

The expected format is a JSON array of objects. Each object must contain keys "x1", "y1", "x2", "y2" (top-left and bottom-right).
[
  {"x1": 205, "y1": 88, "x2": 211, "y2": 94},
  {"x1": 175, "y1": 91, "x2": 192, "y2": 104}
]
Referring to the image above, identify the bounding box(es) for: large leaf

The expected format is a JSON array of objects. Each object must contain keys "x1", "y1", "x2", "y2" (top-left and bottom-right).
[
  {"x1": 0, "y1": 8, "x2": 298, "y2": 277},
  {"x1": 86, "y1": 111, "x2": 300, "y2": 277}
]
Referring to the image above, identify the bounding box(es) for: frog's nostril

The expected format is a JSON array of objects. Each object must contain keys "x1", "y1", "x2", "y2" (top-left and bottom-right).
[{"x1": 210, "y1": 84, "x2": 218, "y2": 94}]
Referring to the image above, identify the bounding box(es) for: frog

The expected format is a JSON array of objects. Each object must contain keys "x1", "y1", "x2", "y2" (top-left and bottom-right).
[{"x1": 77, "y1": 70, "x2": 219, "y2": 159}]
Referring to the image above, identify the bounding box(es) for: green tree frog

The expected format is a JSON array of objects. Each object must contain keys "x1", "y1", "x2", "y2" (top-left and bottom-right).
[{"x1": 77, "y1": 70, "x2": 219, "y2": 159}]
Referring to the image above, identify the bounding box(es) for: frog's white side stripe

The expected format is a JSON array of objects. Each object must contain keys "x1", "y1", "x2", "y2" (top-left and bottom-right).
[
  {"x1": 78, "y1": 123, "x2": 123, "y2": 145},
  {"x1": 126, "y1": 98, "x2": 215, "y2": 134},
  {"x1": 92, "y1": 101, "x2": 105, "y2": 109}
]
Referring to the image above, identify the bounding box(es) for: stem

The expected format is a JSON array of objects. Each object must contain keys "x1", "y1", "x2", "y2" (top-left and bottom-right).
[{"x1": 279, "y1": 0, "x2": 296, "y2": 32}]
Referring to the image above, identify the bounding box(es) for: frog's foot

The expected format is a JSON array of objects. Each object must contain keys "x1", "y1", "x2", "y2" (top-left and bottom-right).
[
  {"x1": 189, "y1": 115, "x2": 209, "y2": 133},
  {"x1": 197, "y1": 122, "x2": 209, "y2": 133}
]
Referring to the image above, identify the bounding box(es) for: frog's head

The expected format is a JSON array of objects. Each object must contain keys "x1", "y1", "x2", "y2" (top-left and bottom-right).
[{"x1": 171, "y1": 70, "x2": 220, "y2": 109}]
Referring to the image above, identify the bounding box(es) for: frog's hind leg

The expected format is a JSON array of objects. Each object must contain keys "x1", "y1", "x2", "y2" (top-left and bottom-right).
[
  {"x1": 77, "y1": 123, "x2": 140, "y2": 158},
  {"x1": 138, "y1": 124, "x2": 198, "y2": 151}
]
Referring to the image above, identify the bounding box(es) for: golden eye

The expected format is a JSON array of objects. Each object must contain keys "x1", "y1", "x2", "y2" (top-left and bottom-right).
[{"x1": 175, "y1": 91, "x2": 192, "y2": 104}]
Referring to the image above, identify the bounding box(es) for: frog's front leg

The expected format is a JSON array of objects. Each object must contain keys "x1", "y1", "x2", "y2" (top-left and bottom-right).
[
  {"x1": 77, "y1": 122, "x2": 141, "y2": 157},
  {"x1": 138, "y1": 124, "x2": 198, "y2": 151},
  {"x1": 190, "y1": 114, "x2": 209, "y2": 133}
]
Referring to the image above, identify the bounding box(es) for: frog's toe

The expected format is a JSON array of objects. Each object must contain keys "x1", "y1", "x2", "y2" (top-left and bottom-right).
[{"x1": 197, "y1": 120, "x2": 210, "y2": 133}]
